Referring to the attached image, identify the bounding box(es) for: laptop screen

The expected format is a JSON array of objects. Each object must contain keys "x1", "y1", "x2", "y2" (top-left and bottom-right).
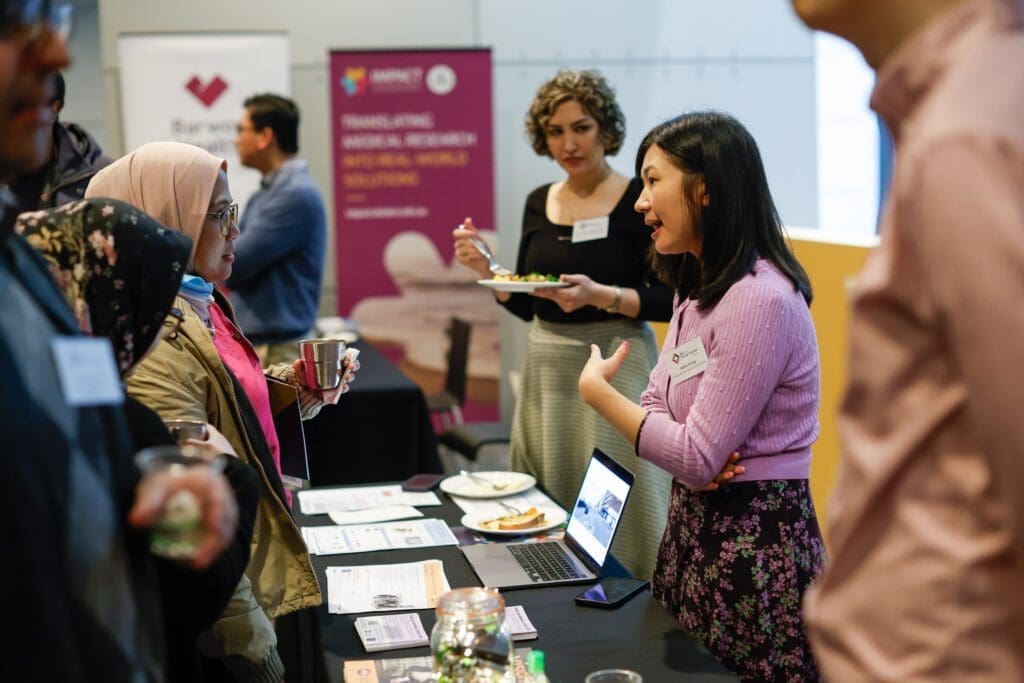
[{"x1": 564, "y1": 449, "x2": 634, "y2": 568}]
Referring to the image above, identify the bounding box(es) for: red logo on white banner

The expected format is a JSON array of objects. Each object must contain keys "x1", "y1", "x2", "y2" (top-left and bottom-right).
[{"x1": 185, "y1": 75, "x2": 228, "y2": 107}]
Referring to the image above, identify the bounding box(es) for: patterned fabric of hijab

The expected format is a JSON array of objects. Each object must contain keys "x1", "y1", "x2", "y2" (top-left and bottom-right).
[
  {"x1": 84, "y1": 141, "x2": 225, "y2": 265},
  {"x1": 16, "y1": 198, "x2": 192, "y2": 374}
]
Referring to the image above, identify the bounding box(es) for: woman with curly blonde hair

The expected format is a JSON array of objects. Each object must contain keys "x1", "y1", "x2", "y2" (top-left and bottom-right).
[{"x1": 452, "y1": 69, "x2": 673, "y2": 579}]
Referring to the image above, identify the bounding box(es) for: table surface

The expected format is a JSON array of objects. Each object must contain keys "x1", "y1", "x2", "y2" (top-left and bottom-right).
[
  {"x1": 296, "y1": 485, "x2": 737, "y2": 683},
  {"x1": 302, "y1": 341, "x2": 442, "y2": 485}
]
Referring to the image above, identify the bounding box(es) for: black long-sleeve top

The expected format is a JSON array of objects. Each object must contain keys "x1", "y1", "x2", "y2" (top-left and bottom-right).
[{"x1": 499, "y1": 178, "x2": 673, "y2": 324}]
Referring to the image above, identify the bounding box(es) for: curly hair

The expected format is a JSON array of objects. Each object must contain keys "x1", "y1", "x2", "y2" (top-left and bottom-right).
[{"x1": 525, "y1": 69, "x2": 626, "y2": 157}]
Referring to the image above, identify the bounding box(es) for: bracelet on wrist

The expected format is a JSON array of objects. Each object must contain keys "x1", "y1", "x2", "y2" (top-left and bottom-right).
[{"x1": 603, "y1": 286, "x2": 622, "y2": 314}]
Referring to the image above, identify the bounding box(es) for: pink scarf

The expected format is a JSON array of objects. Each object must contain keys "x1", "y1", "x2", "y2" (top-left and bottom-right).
[{"x1": 85, "y1": 141, "x2": 225, "y2": 264}]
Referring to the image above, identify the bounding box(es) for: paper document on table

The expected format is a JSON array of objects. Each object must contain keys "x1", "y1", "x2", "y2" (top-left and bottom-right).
[
  {"x1": 354, "y1": 612, "x2": 429, "y2": 652},
  {"x1": 301, "y1": 518, "x2": 457, "y2": 556},
  {"x1": 327, "y1": 505, "x2": 423, "y2": 526},
  {"x1": 298, "y1": 485, "x2": 441, "y2": 515},
  {"x1": 327, "y1": 559, "x2": 450, "y2": 614},
  {"x1": 451, "y1": 488, "x2": 563, "y2": 518}
]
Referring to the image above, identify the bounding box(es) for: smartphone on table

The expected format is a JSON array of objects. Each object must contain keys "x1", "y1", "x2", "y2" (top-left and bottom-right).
[
  {"x1": 574, "y1": 577, "x2": 649, "y2": 609},
  {"x1": 401, "y1": 473, "x2": 446, "y2": 492}
]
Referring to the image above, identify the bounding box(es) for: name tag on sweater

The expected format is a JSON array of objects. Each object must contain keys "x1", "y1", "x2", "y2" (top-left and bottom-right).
[
  {"x1": 571, "y1": 216, "x2": 609, "y2": 243},
  {"x1": 51, "y1": 337, "x2": 124, "y2": 406},
  {"x1": 666, "y1": 336, "x2": 708, "y2": 385}
]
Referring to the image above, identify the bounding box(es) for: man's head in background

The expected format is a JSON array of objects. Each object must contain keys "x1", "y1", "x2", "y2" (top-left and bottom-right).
[
  {"x1": 0, "y1": 1, "x2": 71, "y2": 183},
  {"x1": 235, "y1": 93, "x2": 299, "y2": 174}
]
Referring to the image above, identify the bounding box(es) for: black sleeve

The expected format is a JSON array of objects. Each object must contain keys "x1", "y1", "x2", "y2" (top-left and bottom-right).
[
  {"x1": 123, "y1": 394, "x2": 177, "y2": 449},
  {"x1": 119, "y1": 399, "x2": 261, "y2": 655},
  {"x1": 156, "y1": 457, "x2": 260, "y2": 642},
  {"x1": 635, "y1": 274, "x2": 674, "y2": 322}
]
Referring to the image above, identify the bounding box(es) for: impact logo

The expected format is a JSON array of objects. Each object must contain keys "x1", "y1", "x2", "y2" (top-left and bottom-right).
[
  {"x1": 425, "y1": 64, "x2": 456, "y2": 95},
  {"x1": 185, "y1": 75, "x2": 228, "y2": 107},
  {"x1": 340, "y1": 67, "x2": 368, "y2": 96}
]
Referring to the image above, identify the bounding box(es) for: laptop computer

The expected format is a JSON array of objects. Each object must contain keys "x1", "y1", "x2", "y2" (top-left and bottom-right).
[{"x1": 461, "y1": 448, "x2": 635, "y2": 589}]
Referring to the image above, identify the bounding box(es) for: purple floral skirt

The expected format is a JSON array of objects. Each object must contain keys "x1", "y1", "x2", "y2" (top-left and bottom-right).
[{"x1": 652, "y1": 479, "x2": 825, "y2": 682}]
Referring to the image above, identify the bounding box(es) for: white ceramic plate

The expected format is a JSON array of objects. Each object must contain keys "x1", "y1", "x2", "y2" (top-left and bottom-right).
[
  {"x1": 461, "y1": 507, "x2": 567, "y2": 536},
  {"x1": 476, "y1": 279, "x2": 570, "y2": 293},
  {"x1": 439, "y1": 471, "x2": 537, "y2": 499}
]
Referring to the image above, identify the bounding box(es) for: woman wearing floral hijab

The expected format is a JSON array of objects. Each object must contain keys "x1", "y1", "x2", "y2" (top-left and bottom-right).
[
  {"x1": 18, "y1": 197, "x2": 186, "y2": 374},
  {"x1": 85, "y1": 143, "x2": 328, "y2": 681},
  {"x1": 17, "y1": 198, "x2": 260, "y2": 682}
]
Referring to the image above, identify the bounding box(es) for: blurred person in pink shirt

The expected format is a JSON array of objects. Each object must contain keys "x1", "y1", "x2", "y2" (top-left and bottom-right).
[{"x1": 791, "y1": 0, "x2": 1024, "y2": 680}]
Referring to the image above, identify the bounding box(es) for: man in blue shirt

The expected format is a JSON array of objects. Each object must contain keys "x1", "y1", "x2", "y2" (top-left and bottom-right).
[{"x1": 229, "y1": 93, "x2": 327, "y2": 365}]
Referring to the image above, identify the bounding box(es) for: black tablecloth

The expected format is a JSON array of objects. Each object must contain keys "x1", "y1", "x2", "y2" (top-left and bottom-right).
[
  {"x1": 302, "y1": 342, "x2": 442, "y2": 485},
  {"x1": 296, "y1": 486, "x2": 737, "y2": 682}
]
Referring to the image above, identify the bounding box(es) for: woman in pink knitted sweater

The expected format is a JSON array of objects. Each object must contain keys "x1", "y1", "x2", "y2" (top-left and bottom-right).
[{"x1": 579, "y1": 112, "x2": 825, "y2": 682}]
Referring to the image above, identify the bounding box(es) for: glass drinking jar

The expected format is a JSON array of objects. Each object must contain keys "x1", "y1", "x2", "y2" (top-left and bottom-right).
[{"x1": 431, "y1": 587, "x2": 514, "y2": 683}]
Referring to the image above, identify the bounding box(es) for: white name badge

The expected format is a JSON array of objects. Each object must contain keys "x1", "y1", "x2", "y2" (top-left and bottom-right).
[
  {"x1": 571, "y1": 216, "x2": 610, "y2": 243},
  {"x1": 51, "y1": 337, "x2": 124, "y2": 407},
  {"x1": 666, "y1": 336, "x2": 709, "y2": 385}
]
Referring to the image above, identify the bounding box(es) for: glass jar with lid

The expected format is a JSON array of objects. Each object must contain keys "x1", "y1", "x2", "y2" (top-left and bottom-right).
[{"x1": 431, "y1": 587, "x2": 514, "y2": 682}]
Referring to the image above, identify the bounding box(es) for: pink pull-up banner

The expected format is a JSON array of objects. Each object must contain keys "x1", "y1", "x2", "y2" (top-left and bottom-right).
[{"x1": 329, "y1": 49, "x2": 499, "y2": 418}]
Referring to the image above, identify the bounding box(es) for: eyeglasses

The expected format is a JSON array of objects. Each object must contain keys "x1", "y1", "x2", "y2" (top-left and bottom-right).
[
  {"x1": 0, "y1": 1, "x2": 74, "y2": 45},
  {"x1": 205, "y1": 202, "x2": 239, "y2": 237},
  {"x1": 163, "y1": 307, "x2": 185, "y2": 340}
]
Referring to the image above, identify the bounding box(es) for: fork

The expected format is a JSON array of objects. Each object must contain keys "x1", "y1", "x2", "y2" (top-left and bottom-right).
[
  {"x1": 459, "y1": 469, "x2": 510, "y2": 491},
  {"x1": 467, "y1": 233, "x2": 512, "y2": 277},
  {"x1": 497, "y1": 500, "x2": 523, "y2": 515}
]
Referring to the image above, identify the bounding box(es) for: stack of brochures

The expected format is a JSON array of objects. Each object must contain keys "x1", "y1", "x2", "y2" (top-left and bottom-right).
[
  {"x1": 354, "y1": 613, "x2": 429, "y2": 652},
  {"x1": 505, "y1": 605, "x2": 538, "y2": 641},
  {"x1": 353, "y1": 607, "x2": 538, "y2": 653}
]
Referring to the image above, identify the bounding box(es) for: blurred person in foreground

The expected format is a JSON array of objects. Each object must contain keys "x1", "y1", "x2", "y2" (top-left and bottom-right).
[
  {"x1": 790, "y1": 0, "x2": 1024, "y2": 679},
  {"x1": 0, "y1": 2, "x2": 237, "y2": 680},
  {"x1": 228, "y1": 93, "x2": 326, "y2": 366},
  {"x1": 8, "y1": 70, "x2": 110, "y2": 214}
]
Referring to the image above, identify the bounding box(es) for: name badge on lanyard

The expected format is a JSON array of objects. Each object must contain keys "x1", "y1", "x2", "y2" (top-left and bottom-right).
[
  {"x1": 666, "y1": 336, "x2": 709, "y2": 385},
  {"x1": 571, "y1": 216, "x2": 610, "y2": 243},
  {"x1": 51, "y1": 337, "x2": 124, "y2": 406}
]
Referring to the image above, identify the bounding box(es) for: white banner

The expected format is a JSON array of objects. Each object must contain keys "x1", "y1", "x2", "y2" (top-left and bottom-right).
[{"x1": 117, "y1": 33, "x2": 290, "y2": 210}]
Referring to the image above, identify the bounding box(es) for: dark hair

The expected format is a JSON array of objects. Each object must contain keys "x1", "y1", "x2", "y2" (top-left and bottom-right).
[
  {"x1": 51, "y1": 71, "x2": 64, "y2": 111},
  {"x1": 244, "y1": 93, "x2": 300, "y2": 154},
  {"x1": 525, "y1": 69, "x2": 626, "y2": 157},
  {"x1": 635, "y1": 111, "x2": 812, "y2": 309}
]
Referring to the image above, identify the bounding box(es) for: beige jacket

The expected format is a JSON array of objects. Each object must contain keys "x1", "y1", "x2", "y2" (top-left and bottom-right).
[{"x1": 127, "y1": 295, "x2": 321, "y2": 676}]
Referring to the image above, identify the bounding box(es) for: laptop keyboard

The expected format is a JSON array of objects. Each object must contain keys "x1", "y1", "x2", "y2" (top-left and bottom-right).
[{"x1": 508, "y1": 542, "x2": 586, "y2": 583}]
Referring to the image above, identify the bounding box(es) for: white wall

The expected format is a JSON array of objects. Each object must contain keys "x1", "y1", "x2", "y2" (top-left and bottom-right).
[
  {"x1": 814, "y1": 33, "x2": 878, "y2": 236},
  {"x1": 60, "y1": 1, "x2": 106, "y2": 148},
  {"x1": 91, "y1": 0, "x2": 817, "y2": 418}
]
